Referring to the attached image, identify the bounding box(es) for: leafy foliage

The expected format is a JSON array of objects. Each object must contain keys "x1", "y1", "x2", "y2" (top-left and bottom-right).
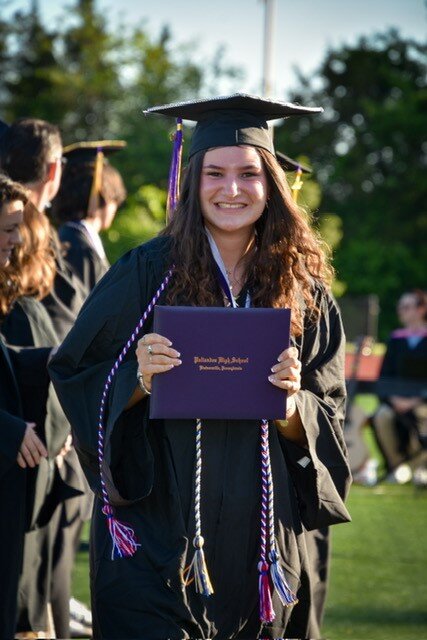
[
  {"x1": 1, "y1": 7, "x2": 425, "y2": 336},
  {"x1": 275, "y1": 30, "x2": 427, "y2": 336},
  {"x1": 0, "y1": 0, "x2": 243, "y2": 264},
  {"x1": 102, "y1": 184, "x2": 166, "y2": 263}
]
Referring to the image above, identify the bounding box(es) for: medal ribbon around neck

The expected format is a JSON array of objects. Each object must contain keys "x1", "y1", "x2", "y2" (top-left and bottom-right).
[{"x1": 205, "y1": 227, "x2": 251, "y2": 309}]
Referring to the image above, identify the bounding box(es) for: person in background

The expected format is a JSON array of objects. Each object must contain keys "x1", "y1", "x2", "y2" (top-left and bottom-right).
[
  {"x1": 0, "y1": 117, "x2": 87, "y2": 340},
  {"x1": 0, "y1": 119, "x2": 92, "y2": 638},
  {"x1": 52, "y1": 140, "x2": 127, "y2": 292},
  {"x1": 0, "y1": 176, "x2": 83, "y2": 639},
  {"x1": 0, "y1": 173, "x2": 51, "y2": 638},
  {"x1": 373, "y1": 289, "x2": 427, "y2": 484}
]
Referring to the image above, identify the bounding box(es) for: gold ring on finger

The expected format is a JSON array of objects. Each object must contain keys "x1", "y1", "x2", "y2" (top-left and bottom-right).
[{"x1": 147, "y1": 344, "x2": 153, "y2": 355}]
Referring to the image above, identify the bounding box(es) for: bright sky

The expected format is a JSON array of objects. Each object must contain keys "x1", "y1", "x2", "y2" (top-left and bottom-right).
[{"x1": 7, "y1": 0, "x2": 427, "y2": 97}]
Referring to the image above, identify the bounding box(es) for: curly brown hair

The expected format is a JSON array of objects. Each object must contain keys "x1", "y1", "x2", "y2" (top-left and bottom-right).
[
  {"x1": 160, "y1": 147, "x2": 334, "y2": 336},
  {"x1": 0, "y1": 197, "x2": 56, "y2": 317}
]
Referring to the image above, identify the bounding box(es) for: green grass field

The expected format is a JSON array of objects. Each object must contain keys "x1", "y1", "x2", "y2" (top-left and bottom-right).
[
  {"x1": 72, "y1": 398, "x2": 427, "y2": 639},
  {"x1": 323, "y1": 484, "x2": 427, "y2": 640}
]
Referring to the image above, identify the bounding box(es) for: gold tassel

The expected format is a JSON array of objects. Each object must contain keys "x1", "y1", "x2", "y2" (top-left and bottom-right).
[
  {"x1": 87, "y1": 150, "x2": 104, "y2": 214},
  {"x1": 291, "y1": 167, "x2": 303, "y2": 203}
]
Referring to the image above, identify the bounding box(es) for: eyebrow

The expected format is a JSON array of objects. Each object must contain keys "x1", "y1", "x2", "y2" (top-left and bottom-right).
[
  {"x1": 1, "y1": 221, "x2": 20, "y2": 228},
  {"x1": 203, "y1": 163, "x2": 261, "y2": 170}
]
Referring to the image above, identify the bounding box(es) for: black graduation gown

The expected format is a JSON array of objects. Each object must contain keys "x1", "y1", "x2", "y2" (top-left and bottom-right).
[
  {"x1": 41, "y1": 231, "x2": 88, "y2": 341},
  {"x1": 303, "y1": 526, "x2": 330, "y2": 634},
  {"x1": 59, "y1": 221, "x2": 110, "y2": 293},
  {"x1": 2, "y1": 297, "x2": 72, "y2": 522},
  {"x1": 1, "y1": 297, "x2": 81, "y2": 634},
  {"x1": 0, "y1": 336, "x2": 51, "y2": 639},
  {"x1": 49, "y1": 236, "x2": 352, "y2": 640}
]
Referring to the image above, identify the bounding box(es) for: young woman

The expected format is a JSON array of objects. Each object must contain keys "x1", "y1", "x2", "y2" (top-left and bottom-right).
[
  {"x1": 0, "y1": 173, "x2": 50, "y2": 638},
  {"x1": 0, "y1": 171, "x2": 79, "y2": 639},
  {"x1": 50, "y1": 95, "x2": 351, "y2": 640}
]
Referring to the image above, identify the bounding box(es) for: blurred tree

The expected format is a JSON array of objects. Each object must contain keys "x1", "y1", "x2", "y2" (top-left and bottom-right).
[
  {"x1": 275, "y1": 29, "x2": 427, "y2": 337},
  {"x1": 0, "y1": 3, "x2": 11, "y2": 110},
  {"x1": 112, "y1": 24, "x2": 204, "y2": 194},
  {"x1": 0, "y1": 0, "x2": 68, "y2": 124},
  {"x1": 113, "y1": 26, "x2": 244, "y2": 192},
  {"x1": 0, "y1": 0, "x2": 243, "y2": 262},
  {"x1": 102, "y1": 184, "x2": 167, "y2": 263},
  {"x1": 58, "y1": 0, "x2": 125, "y2": 140}
]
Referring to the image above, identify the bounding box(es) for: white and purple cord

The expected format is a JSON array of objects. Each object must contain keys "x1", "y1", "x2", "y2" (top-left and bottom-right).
[
  {"x1": 96, "y1": 267, "x2": 296, "y2": 618},
  {"x1": 97, "y1": 269, "x2": 173, "y2": 558}
]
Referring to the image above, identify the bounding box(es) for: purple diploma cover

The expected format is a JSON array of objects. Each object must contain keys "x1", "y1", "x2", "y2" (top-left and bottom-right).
[{"x1": 149, "y1": 306, "x2": 291, "y2": 420}]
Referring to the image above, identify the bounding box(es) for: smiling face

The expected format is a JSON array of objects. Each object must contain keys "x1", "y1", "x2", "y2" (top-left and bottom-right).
[
  {"x1": 0, "y1": 200, "x2": 24, "y2": 267},
  {"x1": 199, "y1": 145, "x2": 268, "y2": 236}
]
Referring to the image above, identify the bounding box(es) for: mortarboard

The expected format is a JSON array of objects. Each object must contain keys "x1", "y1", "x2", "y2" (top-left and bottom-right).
[
  {"x1": 275, "y1": 151, "x2": 311, "y2": 175},
  {"x1": 144, "y1": 93, "x2": 322, "y2": 216},
  {"x1": 276, "y1": 150, "x2": 312, "y2": 203},
  {"x1": 62, "y1": 139, "x2": 127, "y2": 163},
  {"x1": 144, "y1": 93, "x2": 322, "y2": 157},
  {"x1": 62, "y1": 140, "x2": 126, "y2": 215}
]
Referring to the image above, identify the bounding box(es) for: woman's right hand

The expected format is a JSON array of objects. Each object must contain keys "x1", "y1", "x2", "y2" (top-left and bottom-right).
[
  {"x1": 17, "y1": 422, "x2": 48, "y2": 469},
  {"x1": 136, "y1": 333, "x2": 182, "y2": 393}
]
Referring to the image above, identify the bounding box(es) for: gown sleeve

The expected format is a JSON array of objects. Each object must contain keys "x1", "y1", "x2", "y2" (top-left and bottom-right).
[
  {"x1": 0, "y1": 409, "x2": 27, "y2": 470},
  {"x1": 1, "y1": 343, "x2": 50, "y2": 469},
  {"x1": 48, "y1": 242, "x2": 167, "y2": 506},
  {"x1": 279, "y1": 287, "x2": 352, "y2": 530}
]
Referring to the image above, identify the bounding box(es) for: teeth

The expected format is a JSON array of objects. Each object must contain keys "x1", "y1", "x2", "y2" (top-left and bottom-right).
[{"x1": 216, "y1": 203, "x2": 245, "y2": 208}]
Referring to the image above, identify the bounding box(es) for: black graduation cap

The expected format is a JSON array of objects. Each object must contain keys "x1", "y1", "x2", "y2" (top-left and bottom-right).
[
  {"x1": 62, "y1": 139, "x2": 127, "y2": 163},
  {"x1": 62, "y1": 140, "x2": 126, "y2": 214},
  {"x1": 144, "y1": 93, "x2": 322, "y2": 158},
  {"x1": 276, "y1": 150, "x2": 312, "y2": 203},
  {"x1": 275, "y1": 151, "x2": 312, "y2": 175}
]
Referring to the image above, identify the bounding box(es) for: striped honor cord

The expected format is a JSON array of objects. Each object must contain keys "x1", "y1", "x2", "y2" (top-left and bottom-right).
[
  {"x1": 97, "y1": 268, "x2": 173, "y2": 559},
  {"x1": 184, "y1": 419, "x2": 214, "y2": 596},
  {"x1": 259, "y1": 419, "x2": 298, "y2": 623}
]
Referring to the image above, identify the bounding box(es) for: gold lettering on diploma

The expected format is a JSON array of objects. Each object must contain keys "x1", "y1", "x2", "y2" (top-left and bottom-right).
[{"x1": 193, "y1": 356, "x2": 249, "y2": 372}]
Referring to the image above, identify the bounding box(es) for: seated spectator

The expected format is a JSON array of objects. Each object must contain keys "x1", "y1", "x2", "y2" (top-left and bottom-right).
[{"x1": 373, "y1": 290, "x2": 427, "y2": 483}]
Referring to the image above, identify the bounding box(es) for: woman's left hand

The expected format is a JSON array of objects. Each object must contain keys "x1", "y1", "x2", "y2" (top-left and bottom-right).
[{"x1": 268, "y1": 346, "x2": 301, "y2": 399}]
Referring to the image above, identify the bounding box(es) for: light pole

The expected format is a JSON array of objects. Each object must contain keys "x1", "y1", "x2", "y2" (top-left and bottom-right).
[{"x1": 261, "y1": 0, "x2": 277, "y2": 97}]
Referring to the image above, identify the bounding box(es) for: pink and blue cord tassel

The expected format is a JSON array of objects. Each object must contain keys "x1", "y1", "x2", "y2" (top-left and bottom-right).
[
  {"x1": 96, "y1": 270, "x2": 173, "y2": 559},
  {"x1": 259, "y1": 419, "x2": 298, "y2": 622}
]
